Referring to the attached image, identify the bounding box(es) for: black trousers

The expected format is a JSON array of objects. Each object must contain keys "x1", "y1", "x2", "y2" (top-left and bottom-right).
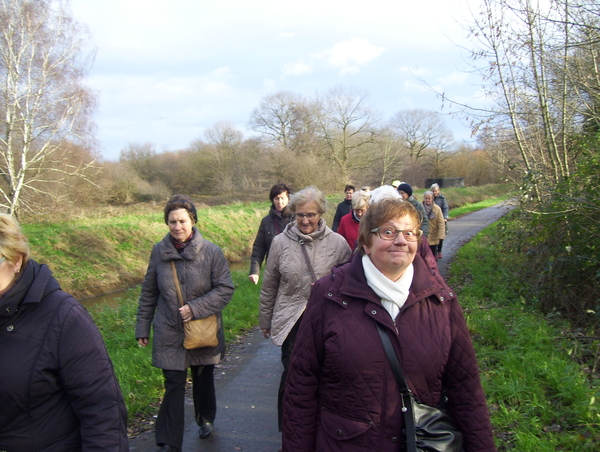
[
  {"x1": 429, "y1": 244, "x2": 439, "y2": 258},
  {"x1": 155, "y1": 365, "x2": 216, "y2": 449},
  {"x1": 278, "y1": 318, "x2": 302, "y2": 431}
]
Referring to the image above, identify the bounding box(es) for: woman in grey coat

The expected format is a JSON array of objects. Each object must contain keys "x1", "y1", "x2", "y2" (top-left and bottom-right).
[
  {"x1": 259, "y1": 186, "x2": 352, "y2": 440},
  {"x1": 136, "y1": 195, "x2": 235, "y2": 452}
]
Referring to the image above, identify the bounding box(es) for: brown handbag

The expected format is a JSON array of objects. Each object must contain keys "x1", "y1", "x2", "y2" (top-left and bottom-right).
[{"x1": 170, "y1": 260, "x2": 219, "y2": 349}]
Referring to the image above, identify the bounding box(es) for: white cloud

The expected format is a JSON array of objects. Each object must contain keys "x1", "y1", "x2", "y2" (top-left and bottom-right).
[
  {"x1": 70, "y1": 0, "x2": 483, "y2": 160},
  {"x1": 324, "y1": 38, "x2": 385, "y2": 75},
  {"x1": 398, "y1": 66, "x2": 431, "y2": 77},
  {"x1": 438, "y1": 71, "x2": 469, "y2": 86},
  {"x1": 282, "y1": 60, "x2": 314, "y2": 76}
]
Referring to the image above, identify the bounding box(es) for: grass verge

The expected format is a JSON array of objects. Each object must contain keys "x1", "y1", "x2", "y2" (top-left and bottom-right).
[{"x1": 448, "y1": 222, "x2": 599, "y2": 450}]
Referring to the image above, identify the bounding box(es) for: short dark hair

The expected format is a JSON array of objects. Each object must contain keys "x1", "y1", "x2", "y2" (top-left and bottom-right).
[
  {"x1": 269, "y1": 183, "x2": 292, "y2": 203},
  {"x1": 164, "y1": 194, "x2": 198, "y2": 224},
  {"x1": 344, "y1": 185, "x2": 355, "y2": 192}
]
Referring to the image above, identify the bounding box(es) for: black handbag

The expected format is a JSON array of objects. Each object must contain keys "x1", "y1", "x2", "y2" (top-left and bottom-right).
[{"x1": 376, "y1": 322, "x2": 464, "y2": 452}]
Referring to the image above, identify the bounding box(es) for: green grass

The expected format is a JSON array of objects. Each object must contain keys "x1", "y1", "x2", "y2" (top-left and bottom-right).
[
  {"x1": 448, "y1": 196, "x2": 511, "y2": 218},
  {"x1": 448, "y1": 224, "x2": 600, "y2": 450}
]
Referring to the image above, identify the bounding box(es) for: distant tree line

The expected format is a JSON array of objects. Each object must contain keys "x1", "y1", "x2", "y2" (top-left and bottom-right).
[{"x1": 104, "y1": 88, "x2": 511, "y2": 204}]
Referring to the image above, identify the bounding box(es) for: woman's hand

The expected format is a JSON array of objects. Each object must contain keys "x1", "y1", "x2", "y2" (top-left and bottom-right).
[
  {"x1": 249, "y1": 274, "x2": 259, "y2": 284},
  {"x1": 137, "y1": 338, "x2": 149, "y2": 347},
  {"x1": 261, "y1": 328, "x2": 271, "y2": 338},
  {"x1": 179, "y1": 305, "x2": 193, "y2": 323}
]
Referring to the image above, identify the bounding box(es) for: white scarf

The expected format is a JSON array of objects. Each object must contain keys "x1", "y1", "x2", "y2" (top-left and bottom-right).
[{"x1": 362, "y1": 254, "x2": 413, "y2": 320}]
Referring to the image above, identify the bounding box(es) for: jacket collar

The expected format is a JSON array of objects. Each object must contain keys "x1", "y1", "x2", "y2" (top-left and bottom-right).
[
  {"x1": 0, "y1": 260, "x2": 60, "y2": 319},
  {"x1": 283, "y1": 218, "x2": 329, "y2": 243},
  {"x1": 333, "y1": 251, "x2": 454, "y2": 312},
  {"x1": 159, "y1": 226, "x2": 204, "y2": 261}
]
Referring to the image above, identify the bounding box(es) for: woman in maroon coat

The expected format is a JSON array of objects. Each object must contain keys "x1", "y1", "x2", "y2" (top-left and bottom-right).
[{"x1": 282, "y1": 198, "x2": 496, "y2": 452}]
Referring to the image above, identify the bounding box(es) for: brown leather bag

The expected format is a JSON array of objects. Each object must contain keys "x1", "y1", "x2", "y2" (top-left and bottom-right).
[{"x1": 171, "y1": 260, "x2": 219, "y2": 349}]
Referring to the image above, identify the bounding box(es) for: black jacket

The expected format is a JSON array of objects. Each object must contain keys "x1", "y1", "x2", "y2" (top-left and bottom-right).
[
  {"x1": 332, "y1": 199, "x2": 352, "y2": 232},
  {"x1": 249, "y1": 206, "x2": 292, "y2": 275},
  {"x1": 0, "y1": 260, "x2": 128, "y2": 452}
]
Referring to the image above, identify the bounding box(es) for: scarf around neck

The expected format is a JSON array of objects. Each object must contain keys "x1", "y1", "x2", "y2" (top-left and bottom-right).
[
  {"x1": 362, "y1": 254, "x2": 413, "y2": 320},
  {"x1": 423, "y1": 202, "x2": 435, "y2": 220}
]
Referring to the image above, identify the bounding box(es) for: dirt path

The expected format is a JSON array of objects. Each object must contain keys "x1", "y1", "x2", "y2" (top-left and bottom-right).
[{"x1": 128, "y1": 200, "x2": 516, "y2": 452}]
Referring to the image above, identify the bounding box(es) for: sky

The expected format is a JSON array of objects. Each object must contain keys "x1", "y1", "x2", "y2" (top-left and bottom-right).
[{"x1": 70, "y1": 0, "x2": 484, "y2": 161}]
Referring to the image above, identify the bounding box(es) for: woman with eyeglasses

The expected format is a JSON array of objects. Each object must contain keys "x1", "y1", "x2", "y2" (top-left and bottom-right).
[
  {"x1": 0, "y1": 214, "x2": 128, "y2": 451},
  {"x1": 336, "y1": 190, "x2": 371, "y2": 251},
  {"x1": 282, "y1": 198, "x2": 496, "y2": 452},
  {"x1": 259, "y1": 186, "x2": 352, "y2": 441}
]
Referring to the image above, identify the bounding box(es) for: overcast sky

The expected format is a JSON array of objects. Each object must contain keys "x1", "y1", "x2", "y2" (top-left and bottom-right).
[{"x1": 70, "y1": 0, "x2": 483, "y2": 161}]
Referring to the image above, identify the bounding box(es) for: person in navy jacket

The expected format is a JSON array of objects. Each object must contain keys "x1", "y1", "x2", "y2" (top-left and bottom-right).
[{"x1": 0, "y1": 214, "x2": 128, "y2": 452}]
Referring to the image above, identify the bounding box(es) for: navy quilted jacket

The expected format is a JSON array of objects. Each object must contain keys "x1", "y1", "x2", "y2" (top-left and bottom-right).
[
  {"x1": 282, "y1": 252, "x2": 496, "y2": 452},
  {"x1": 0, "y1": 260, "x2": 128, "y2": 451}
]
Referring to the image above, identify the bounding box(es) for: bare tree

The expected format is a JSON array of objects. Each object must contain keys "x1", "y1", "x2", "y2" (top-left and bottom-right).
[
  {"x1": 461, "y1": 0, "x2": 600, "y2": 198},
  {"x1": 248, "y1": 91, "x2": 319, "y2": 156},
  {"x1": 0, "y1": 0, "x2": 97, "y2": 218},
  {"x1": 390, "y1": 109, "x2": 455, "y2": 166},
  {"x1": 315, "y1": 86, "x2": 378, "y2": 187}
]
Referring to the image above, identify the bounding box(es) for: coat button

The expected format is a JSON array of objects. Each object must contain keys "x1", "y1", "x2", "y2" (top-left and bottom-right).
[
  {"x1": 371, "y1": 310, "x2": 377, "y2": 315},
  {"x1": 391, "y1": 437, "x2": 398, "y2": 443},
  {"x1": 449, "y1": 292, "x2": 454, "y2": 297},
  {"x1": 440, "y1": 296, "x2": 445, "y2": 301},
  {"x1": 328, "y1": 293, "x2": 333, "y2": 297},
  {"x1": 7, "y1": 325, "x2": 14, "y2": 331},
  {"x1": 335, "y1": 428, "x2": 343, "y2": 436},
  {"x1": 342, "y1": 301, "x2": 347, "y2": 305}
]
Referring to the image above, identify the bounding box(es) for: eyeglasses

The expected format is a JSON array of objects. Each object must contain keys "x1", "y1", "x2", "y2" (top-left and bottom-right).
[
  {"x1": 295, "y1": 213, "x2": 319, "y2": 220},
  {"x1": 371, "y1": 227, "x2": 422, "y2": 242}
]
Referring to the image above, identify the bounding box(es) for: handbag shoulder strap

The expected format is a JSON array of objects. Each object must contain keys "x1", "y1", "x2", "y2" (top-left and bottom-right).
[
  {"x1": 170, "y1": 260, "x2": 185, "y2": 307},
  {"x1": 376, "y1": 321, "x2": 418, "y2": 452},
  {"x1": 299, "y1": 240, "x2": 318, "y2": 284}
]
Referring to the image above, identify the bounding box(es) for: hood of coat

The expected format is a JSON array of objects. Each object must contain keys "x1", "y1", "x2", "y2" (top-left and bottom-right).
[
  {"x1": 0, "y1": 259, "x2": 61, "y2": 321},
  {"x1": 159, "y1": 226, "x2": 205, "y2": 261},
  {"x1": 282, "y1": 217, "x2": 330, "y2": 244}
]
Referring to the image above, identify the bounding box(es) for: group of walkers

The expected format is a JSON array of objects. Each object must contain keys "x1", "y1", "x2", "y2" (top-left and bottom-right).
[
  {"x1": 0, "y1": 181, "x2": 495, "y2": 452},
  {"x1": 251, "y1": 182, "x2": 495, "y2": 452}
]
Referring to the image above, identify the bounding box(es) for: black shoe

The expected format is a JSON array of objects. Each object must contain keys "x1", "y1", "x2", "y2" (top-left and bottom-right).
[
  {"x1": 199, "y1": 422, "x2": 214, "y2": 438},
  {"x1": 159, "y1": 445, "x2": 180, "y2": 452}
]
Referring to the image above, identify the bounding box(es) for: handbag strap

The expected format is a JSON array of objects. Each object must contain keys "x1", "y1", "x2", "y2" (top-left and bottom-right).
[
  {"x1": 299, "y1": 240, "x2": 318, "y2": 284},
  {"x1": 375, "y1": 322, "x2": 418, "y2": 452},
  {"x1": 170, "y1": 260, "x2": 185, "y2": 307}
]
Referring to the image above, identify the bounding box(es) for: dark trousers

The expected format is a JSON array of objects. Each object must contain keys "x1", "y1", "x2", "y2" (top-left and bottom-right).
[
  {"x1": 438, "y1": 238, "x2": 444, "y2": 253},
  {"x1": 278, "y1": 318, "x2": 302, "y2": 431},
  {"x1": 155, "y1": 365, "x2": 216, "y2": 449},
  {"x1": 429, "y1": 244, "x2": 438, "y2": 258}
]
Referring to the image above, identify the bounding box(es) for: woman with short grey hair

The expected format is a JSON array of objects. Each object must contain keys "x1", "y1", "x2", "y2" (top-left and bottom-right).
[
  {"x1": 259, "y1": 186, "x2": 352, "y2": 441},
  {"x1": 430, "y1": 183, "x2": 449, "y2": 258}
]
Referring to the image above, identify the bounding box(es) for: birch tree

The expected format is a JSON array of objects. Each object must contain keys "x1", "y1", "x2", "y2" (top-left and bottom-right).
[{"x1": 0, "y1": 0, "x2": 96, "y2": 218}]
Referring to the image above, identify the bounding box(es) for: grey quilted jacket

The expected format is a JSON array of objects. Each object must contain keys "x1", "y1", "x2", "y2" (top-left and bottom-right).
[
  {"x1": 259, "y1": 219, "x2": 352, "y2": 346},
  {"x1": 282, "y1": 252, "x2": 496, "y2": 452},
  {"x1": 136, "y1": 228, "x2": 234, "y2": 370}
]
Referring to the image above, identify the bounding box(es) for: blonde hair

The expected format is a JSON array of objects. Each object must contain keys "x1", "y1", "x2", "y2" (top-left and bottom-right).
[
  {"x1": 352, "y1": 190, "x2": 371, "y2": 210},
  {"x1": 0, "y1": 214, "x2": 30, "y2": 268}
]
